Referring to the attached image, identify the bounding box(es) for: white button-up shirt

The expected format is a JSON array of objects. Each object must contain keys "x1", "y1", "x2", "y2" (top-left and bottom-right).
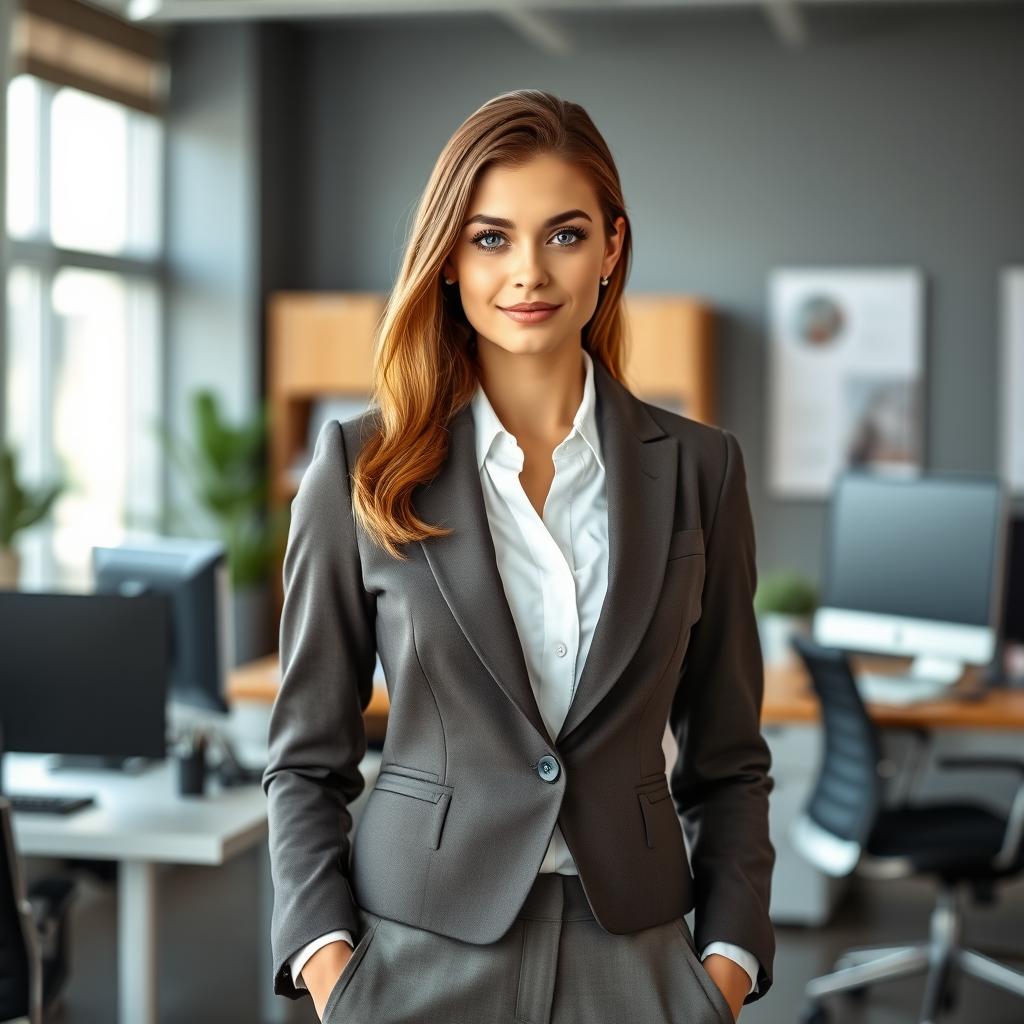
[{"x1": 289, "y1": 348, "x2": 759, "y2": 996}]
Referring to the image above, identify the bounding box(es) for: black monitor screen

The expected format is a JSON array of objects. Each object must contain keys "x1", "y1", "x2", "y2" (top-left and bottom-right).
[
  {"x1": 822, "y1": 472, "x2": 1004, "y2": 629},
  {"x1": 0, "y1": 591, "x2": 168, "y2": 759},
  {"x1": 1003, "y1": 517, "x2": 1024, "y2": 644}
]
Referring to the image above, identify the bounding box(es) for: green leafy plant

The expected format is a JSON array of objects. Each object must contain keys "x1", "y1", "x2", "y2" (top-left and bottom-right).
[
  {"x1": 754, "y1": 569, "x2": 818, "y2": 616},
  {"x1": 154, "y1": 390, "x2": 290, "y2": 589},
  {"x1": 0, "y1": 444, "x2": 66, "y2": 548}
]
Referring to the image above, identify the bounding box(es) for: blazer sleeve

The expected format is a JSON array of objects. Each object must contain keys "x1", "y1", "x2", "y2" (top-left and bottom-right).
[
  {"x1": 261, "y1": 418, "x2": 377, "y2": 1000},
  {"x1": 668, "y1": 427, "x2": 776, "y2": 1002}
]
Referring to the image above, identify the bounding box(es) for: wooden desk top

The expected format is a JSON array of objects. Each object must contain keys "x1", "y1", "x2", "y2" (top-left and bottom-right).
[
  {"x1": 763, "y1": 654, "x2": 1024, "y2": 731},
  {"x1": 228, "y1": 653, "x2": 1024, "y2": 733}
]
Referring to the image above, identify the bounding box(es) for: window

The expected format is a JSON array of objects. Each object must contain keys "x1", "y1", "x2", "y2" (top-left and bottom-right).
[{"x1": 5, "y1": 73, "x2": 164, "y2": 591}]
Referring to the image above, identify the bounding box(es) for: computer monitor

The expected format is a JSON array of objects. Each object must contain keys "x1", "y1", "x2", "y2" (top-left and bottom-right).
[
  {"x1": 92, "y1": 536, "x2": 234, "y2": 717},
  {"x1": 1001, "y1": 515, "x2": 1024, "y2": 646},
  {"x1": 0, "y1": 591, "x2": 169, "y2": 780},
  {"x1": 814, "y1": 470, "x2": 1007, "y2": 689}
]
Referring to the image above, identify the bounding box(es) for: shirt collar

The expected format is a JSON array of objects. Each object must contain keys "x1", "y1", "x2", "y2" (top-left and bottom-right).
[{"x1": 470, "y1": 348, "x2": 604, "y2": 473}]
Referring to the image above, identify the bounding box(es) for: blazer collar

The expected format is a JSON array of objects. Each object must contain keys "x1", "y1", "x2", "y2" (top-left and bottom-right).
[
  {"x1": 470, "y1": 347, "x2": 604, "y2": 473},
  {"x1": 414, "y1": 354, "x2": 679, "y2": 748}
]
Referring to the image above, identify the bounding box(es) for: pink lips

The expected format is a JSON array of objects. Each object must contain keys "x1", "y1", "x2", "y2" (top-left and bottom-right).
[{"x1": 499, "y1": 304, "x2": 562, "y2": 324}]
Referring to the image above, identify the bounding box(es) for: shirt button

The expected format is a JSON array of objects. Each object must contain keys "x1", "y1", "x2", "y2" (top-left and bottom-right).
[{"x1": 555, "y1": 642, "x2": 567, "y2": 657}]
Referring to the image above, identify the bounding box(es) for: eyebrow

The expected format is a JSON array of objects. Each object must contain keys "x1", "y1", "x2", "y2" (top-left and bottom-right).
[{"x1": 463, "y1": 208, "x2": 593, "y2": 230}]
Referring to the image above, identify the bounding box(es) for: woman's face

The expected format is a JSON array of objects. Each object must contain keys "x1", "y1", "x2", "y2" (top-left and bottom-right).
[{"x1": 442, "y1": 154, "x2": 625, "y2": 358}]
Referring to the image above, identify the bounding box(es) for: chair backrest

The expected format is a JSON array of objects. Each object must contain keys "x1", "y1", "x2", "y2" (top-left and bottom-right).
[
  {"x1": 788, "y1": 635, "x2": 884, "y2": 876},
  {"x1": 0, "y1": 797, "x2": 36, "y2": 1024}
]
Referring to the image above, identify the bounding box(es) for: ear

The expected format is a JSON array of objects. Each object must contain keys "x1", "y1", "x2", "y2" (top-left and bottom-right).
[{"x1": 602, "y1": 215, "x2": 626, "y2": 278}]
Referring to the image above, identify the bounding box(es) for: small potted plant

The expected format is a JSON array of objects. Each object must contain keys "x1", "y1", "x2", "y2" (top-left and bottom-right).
[
  {"x1": 0, "y1": 445, "x2": 66, "y2": 589},
  {"x1": 155, "y1": 390, "x2": 290, "y2": 664},
  {"x1": 754, "y1": 569, "x2": 819, "y2": 666}
]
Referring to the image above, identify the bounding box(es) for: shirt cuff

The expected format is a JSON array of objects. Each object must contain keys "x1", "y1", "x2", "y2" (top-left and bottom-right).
[
  {"x1": 288, "y1": 930, "x2": 355, "y2": 991},
  {"x1": 700, "y1": 941, "x2": 760, "y2": 996}
]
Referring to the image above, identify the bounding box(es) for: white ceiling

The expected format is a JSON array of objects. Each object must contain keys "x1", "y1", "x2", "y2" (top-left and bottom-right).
[{"x1": 77, "y1": 0, "x2": 1021, "y2": 53}]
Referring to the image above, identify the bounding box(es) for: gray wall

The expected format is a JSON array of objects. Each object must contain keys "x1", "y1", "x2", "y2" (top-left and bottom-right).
[
  {"x1": 280, "y1": 3, "x2": 1024, "y2": 584},
  {"x1": 164, "y1": 22, "x2": 262, "y2": 530}
]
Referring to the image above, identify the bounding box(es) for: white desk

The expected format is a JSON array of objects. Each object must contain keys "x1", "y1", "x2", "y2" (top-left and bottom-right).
[{"x1": 6, "y1": 752, "x2": 271, "y2": 1024}]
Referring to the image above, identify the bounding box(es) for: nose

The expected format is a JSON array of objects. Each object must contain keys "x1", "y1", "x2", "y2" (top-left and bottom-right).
[{"x1": 512, "y1": 242, "x2": 548, "y2": 290}]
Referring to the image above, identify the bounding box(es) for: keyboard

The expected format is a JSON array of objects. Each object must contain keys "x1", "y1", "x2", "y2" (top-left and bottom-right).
[
  {"x1": 8, "y1": 793, "x2": 96, "y2": 815},
  {"x1": 854, "y1": 672, "x2": 957, "y2": 706}
]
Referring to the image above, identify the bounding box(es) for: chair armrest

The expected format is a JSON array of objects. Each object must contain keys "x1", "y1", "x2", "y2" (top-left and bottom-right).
[{"x1": 936, "y1": 757, "x2": 1024, "y2": 869}]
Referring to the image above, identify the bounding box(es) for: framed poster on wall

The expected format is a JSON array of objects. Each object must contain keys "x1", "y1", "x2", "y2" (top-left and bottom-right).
[{"x1": 767, "y1": 267, "x2": 925, "y2": 498}]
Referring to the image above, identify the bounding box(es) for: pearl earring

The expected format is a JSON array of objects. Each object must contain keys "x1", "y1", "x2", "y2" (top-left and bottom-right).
[
  {"x1": 444, "y1": 277, "x2": 455, "y2": 285},
  {"x1": 600, "y1": 276, "x2": 609, "y2": 286}
]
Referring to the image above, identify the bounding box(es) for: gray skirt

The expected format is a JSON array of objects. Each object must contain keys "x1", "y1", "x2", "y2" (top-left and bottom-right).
[{"x1": 319, "y1": 872, "x2": 736, "y2": 1024}]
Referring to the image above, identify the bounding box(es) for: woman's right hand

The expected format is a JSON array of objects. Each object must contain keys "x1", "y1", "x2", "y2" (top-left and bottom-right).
[{"x1": 302, "y1": 939, "x2": 354, "y2": 1022}]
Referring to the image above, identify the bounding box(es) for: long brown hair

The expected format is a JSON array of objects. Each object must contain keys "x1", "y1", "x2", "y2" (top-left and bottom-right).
[{"x1": 352, "y1": 89, "x2": 633, "y2": 559}]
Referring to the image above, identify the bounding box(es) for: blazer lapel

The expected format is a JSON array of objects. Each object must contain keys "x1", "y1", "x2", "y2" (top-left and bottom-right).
[
  {"x1": 556, "y1": 359, "x2": 678, "y2": 744},
  {"x1": 414, "y1": 356, "x2": 679, "y2": 749},
  {"x1": 414, "y1": 400, "x2": 555, "y2": 745}
]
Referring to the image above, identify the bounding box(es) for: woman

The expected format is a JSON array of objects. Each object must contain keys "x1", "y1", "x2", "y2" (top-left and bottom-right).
[{"x1": 263, "y1": 89, "x2": 775, "y2": 1024}]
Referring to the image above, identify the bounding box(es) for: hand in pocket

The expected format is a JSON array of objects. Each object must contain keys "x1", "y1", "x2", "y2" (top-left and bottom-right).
[{"x1": 303, "y1": 940, "x2": 354, "y2": 1022}]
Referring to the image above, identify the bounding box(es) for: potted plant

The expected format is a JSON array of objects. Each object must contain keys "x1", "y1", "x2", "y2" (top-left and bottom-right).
[
  {"x1": 0, "y1": 444, "x2": 66, "y2": 589},
  {"x1": 155, "y1": 390, "x2": 290, "y2": 664},
  {"x1": 754, "y1": 569, "x2": 819, "y2": 666}
]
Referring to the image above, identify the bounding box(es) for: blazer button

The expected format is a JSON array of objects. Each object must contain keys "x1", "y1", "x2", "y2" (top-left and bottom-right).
[{"x1": 536, "y1": 755, "x2": 560, "y2": 783}]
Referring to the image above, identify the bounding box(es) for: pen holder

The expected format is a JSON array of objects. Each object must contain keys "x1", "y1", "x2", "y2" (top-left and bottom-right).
[{"x1": 177, "y1": 735, "x2": 207, "y2": 796}]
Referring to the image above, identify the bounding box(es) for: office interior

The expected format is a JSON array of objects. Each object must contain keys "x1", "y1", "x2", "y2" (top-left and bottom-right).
[{"x1": 1, "y1": 0, "x2": 1023, "y2": 1022}]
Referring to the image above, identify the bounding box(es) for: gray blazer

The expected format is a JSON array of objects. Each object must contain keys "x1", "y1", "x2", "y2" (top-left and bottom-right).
[{"x1": 262, "y1": 356, "x2": 776, "y2": 1002}]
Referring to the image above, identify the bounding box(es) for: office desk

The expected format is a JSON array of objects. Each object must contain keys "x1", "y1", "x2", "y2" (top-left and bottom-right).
[
  {"x1": 7, "y1": 752, "x2": 270, "y2": 1024},
  {"x1": 763, "y1": 654, "x2": 1024, "y2": 729}
]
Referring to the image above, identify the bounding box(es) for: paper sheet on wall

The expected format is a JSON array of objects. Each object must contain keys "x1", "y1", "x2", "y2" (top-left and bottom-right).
[{"x1": 767, "y1": 268, "x2": 925, "y2": 498}]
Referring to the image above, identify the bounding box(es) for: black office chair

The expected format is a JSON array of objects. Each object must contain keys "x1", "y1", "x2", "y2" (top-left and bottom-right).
[
  {"x1": 789, "y1": 634, "x2": 1024, "y2": 1024},
  {"x1": 0, "y1": 797, "x2": 77, "y2": 1024}
]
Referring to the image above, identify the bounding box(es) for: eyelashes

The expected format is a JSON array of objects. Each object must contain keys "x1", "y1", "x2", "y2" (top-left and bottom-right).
[{"x1": 468, "y1": 225, "x2": 590, "y2": 253}]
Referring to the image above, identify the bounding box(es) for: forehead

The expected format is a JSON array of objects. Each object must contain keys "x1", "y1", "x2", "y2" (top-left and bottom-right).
[{"x1": 468, "y1": 155, "x2": 598, "y2": 221}]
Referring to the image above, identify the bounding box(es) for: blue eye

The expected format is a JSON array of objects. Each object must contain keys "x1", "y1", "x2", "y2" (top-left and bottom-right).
[
  {"x1": 468, "y1": 225, "x2": 589, "y2": 253},
  {"x1": 472, "y1": 232, "x2": 504, "y2": 250}
]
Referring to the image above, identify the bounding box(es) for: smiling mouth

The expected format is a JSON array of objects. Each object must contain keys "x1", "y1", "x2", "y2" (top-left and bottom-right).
[{"x1": 498, "y1": 304, "x2": 563, "y2": 324}]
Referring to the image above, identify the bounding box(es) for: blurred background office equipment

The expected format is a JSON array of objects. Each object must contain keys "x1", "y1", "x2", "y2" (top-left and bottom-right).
[
  {"x1": 994, "y1": 514, "x2": 1024, "y2": 684},
  {"x1": 0, "y1": 796, "x2": 76, "y2": 1024},
  {"x1": 91, "y1": 535, "x2": 265, "y2": 780},
  {"x1": 4, "y1": 749, "x2": 275, "y2": 1024},
  {"x1": 814, "y1": 471, "x2": 1007, "y2": 704},
  {"x1": 92, "y1": 536, "x2": 233, "y2": 717},
  {"x1": 0, "y1": 591, "x2": 169, "y2": 814},
  {"x1": 789, "y1": 635, "x2": 1024, "y2": 1024}
]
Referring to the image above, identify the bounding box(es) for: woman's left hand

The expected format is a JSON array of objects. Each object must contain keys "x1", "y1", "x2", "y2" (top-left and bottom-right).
[{"x1": 700, "y1": 953, "x2": 749, "y2": 1021}]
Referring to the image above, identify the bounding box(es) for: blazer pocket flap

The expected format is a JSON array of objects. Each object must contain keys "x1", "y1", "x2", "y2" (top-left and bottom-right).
[
  {"x1": 374, "y1": 769, "x2": 453, "y2": 804},
  {"x1": 667, "y1": 528, "x2": 705, "y2": 560},
  {"x1": 636, "y1": 777, "x2": 672, "y2": 849}
]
